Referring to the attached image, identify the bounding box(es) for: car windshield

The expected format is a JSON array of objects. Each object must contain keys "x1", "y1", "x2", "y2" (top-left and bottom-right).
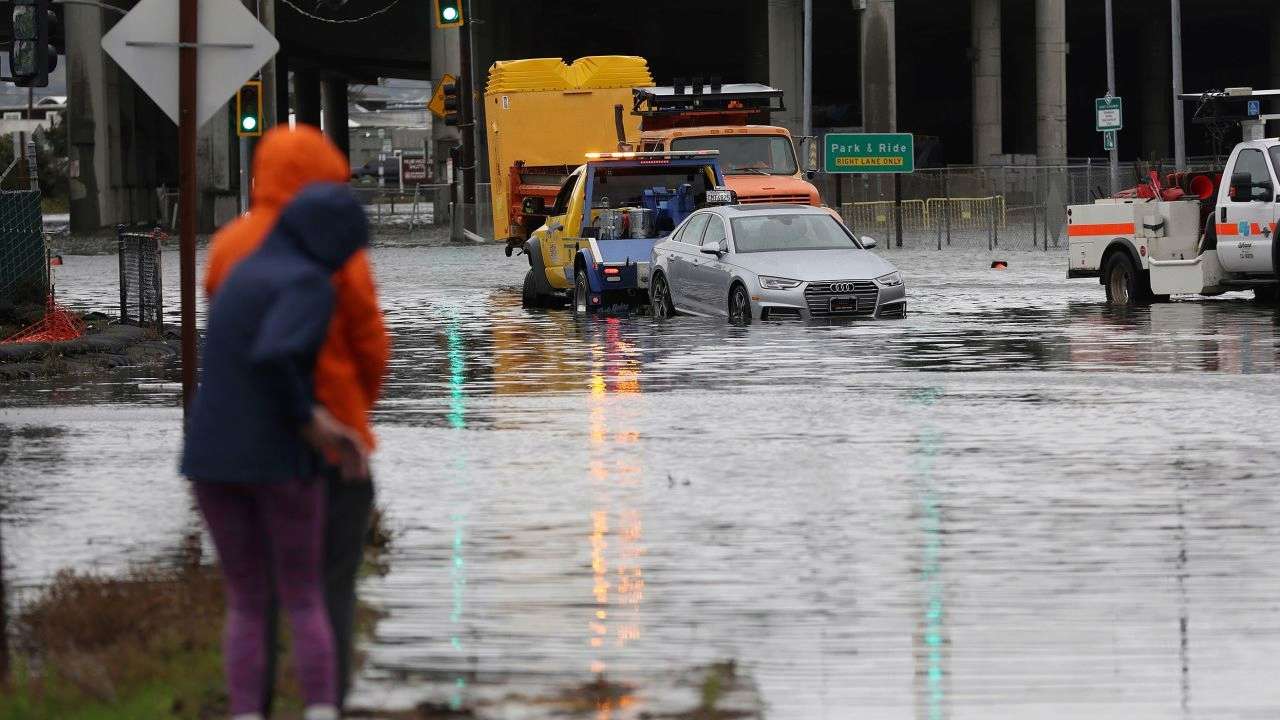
[
  {"x1": 730, "y1": 213, "x2": 858, "y2": 253},
  {"x1": 671, "y1": 135, "x2": 798, "y2": 175}
]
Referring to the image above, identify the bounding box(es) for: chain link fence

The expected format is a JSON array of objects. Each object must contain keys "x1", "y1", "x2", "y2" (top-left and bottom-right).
[
  {"x1": 117, "y1": 226, "x2": 165, "y2": 330},
  {"x1": 352, "y1": 184, "x2": 455, "y2": 232},
  {"x1": 452, "y1": 182, "x2": 494, "y2": 242},
  {"x1": 822, "y1": 160, "x2": 1221, "y2": 251},
  {"x1": 0, "y1": 190, "x2": 45, "y2": 304}
]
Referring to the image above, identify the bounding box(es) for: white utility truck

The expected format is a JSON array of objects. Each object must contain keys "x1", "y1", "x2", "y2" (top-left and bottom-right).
[{"x1": 1068, "y1": 89, "x2": 1280, "y2": 305}]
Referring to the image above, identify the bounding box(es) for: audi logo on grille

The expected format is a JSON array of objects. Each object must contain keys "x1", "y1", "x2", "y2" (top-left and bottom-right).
[{"x1": 830, "y1": 282, "x2": 856, "y2": 293}]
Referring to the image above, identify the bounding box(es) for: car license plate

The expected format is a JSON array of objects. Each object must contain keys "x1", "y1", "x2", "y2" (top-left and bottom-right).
[{"x1": 830, "y1": 296, "x2": 858, "y2": 313}]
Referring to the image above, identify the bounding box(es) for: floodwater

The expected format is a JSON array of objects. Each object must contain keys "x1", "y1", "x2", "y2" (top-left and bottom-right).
[{"x1": 4, "y1": 245, "x2": 1280, "y2": 719}]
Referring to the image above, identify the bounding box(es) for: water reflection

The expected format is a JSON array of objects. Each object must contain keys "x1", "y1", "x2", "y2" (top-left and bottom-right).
[
  {"x1": 444, "y1": 318, "x2": 471, "y2": 710},
  {"x1": 911, "y1": 388, "x2": 948, "y2": 720},
  {"x1": 586, "y1": 318, "x2": 643, "y2": 717}
]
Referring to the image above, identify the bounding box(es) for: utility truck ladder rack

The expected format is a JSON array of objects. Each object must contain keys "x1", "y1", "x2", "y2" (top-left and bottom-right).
[{"x1": 633, "y1": 82, "x2": 784, "y2": 130}]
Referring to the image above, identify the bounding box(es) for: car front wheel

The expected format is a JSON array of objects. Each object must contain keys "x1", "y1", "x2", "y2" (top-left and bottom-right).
[{"x1": 729, "y1": 283, "x2": 752, "y2": 325}]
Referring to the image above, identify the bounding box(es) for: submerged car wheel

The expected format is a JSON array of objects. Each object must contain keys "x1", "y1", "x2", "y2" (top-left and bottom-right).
[
  {"x1": 650, "y1": 273, "x2": 676, "y2": 320},
  {"x1": 729, "y1": 283, "x2": 752, "y2": 325},
  {"x1": 574, "y1": 269, "x2": 592, "y2": 314}
]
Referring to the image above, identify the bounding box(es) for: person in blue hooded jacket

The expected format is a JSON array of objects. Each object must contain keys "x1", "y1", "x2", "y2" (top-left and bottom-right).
[{"x1": 183, "y1": 183, "x2": 369, "y2": 720}]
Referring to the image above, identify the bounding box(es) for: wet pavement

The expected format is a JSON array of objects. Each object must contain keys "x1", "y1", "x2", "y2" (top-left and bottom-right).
[{"x1": 4, "y1": 245, "x2": 1280, "y2": 718}]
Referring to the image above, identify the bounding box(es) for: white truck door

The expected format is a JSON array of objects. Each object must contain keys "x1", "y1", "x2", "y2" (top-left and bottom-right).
[{"x1": 1216, "y1": 146, "x2": 1278, "y2": 274}]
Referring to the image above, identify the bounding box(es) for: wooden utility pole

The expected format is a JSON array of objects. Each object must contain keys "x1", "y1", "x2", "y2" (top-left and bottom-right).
[{"x1": 179, "y1": 0, "x2": 198, "y2": 414}]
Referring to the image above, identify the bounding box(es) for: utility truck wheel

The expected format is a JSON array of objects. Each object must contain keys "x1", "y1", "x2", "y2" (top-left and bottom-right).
[
  {"x1": 574, "y1": 269, "x2": 592, "y2": 314},
  {"x1": 1102, "y1": 252, "x2": 1151, "y2": 306},
  {"x1": 521, "y1": 270, "x2": 542, "y2": 308}
]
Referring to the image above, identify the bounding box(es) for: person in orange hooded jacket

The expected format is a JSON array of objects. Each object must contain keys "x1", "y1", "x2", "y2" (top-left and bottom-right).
[{"x1": 205, "y1": 124, "x2": 390, "y2": 714}]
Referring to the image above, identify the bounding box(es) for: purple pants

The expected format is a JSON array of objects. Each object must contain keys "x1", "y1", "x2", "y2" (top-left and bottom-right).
[{"x1": 195, "y1": 478, "x2": 337, "y2": 715}]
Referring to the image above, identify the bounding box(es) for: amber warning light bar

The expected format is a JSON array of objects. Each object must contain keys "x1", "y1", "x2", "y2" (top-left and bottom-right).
[{"x1": 585, "y1": 150, "x2": 720, "y2": 160}]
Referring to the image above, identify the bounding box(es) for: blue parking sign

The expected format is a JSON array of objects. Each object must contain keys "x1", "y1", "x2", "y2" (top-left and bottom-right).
[{"x1": 1248, "y1": 99, "x2": 1261, "y2": 117}]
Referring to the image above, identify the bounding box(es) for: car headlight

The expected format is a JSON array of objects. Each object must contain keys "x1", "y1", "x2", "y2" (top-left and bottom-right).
[
  {"x1": 759, "y1": 275, "x2": 802, "y2": 290},
  {"x1": 874, "y1": 271, "x2": 903, "y2": 288}
]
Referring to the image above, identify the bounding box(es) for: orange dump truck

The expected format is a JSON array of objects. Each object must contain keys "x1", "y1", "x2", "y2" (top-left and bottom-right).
[{"x1": 634, "y1": 82, "x2": 821, "y2": 206}]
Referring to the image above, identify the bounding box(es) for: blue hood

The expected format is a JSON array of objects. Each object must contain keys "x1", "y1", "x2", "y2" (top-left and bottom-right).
[{"x1": 269, "y1": 183, "x2": 369, "y2": 271}]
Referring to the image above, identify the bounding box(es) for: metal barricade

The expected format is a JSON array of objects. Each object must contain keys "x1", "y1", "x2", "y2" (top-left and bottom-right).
[
  {"x1": 117, "y1": 226, "x2": 165, "y2": 330},
  {"x1": 0, "y1": 189, "x2": 45, "y2": 303}
]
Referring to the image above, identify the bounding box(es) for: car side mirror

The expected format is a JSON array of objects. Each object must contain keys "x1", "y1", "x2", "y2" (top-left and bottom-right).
[
  {"x1": 805, "y1": 170, "x2": 817, "y2": 180},
  {"x1": 860, "y1": 235, "x2": 878, "y2": 249},
  {"x1": 522, "y1": 196, "x2": 546, "y2": 215},
  {"x1": 701, "y1": 240, "x2": 726, "y2": 256}
]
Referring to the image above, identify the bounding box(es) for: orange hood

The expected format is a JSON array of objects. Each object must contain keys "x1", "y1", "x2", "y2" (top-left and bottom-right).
[
  {"x1": 251, "y1": 124, "x2": 350, "y2": 210},
  {"x1": 724, "y1": 173, "x2": 821, "y2": 204}
]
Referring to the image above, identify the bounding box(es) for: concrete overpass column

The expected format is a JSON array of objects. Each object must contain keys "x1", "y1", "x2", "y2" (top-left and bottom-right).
[
  {"x1": 971, "y1": 0, "x2": 1002, "y2": 164},
  {"x1": 861, "y1": 0, "x2": 897, "y2": 133},
  {"x1": 1035, "y1": 0, "x2": 1067, "y2": 163},
  {"x1": 1270, "y1": 6, "x2": 1280, "y2": 136},
  {"x1": 767, "y1": 0, "x2": 804, "y2": 134},
  {"x1": 322, "y1": 78, "x2": 349, "y2": 159},
  {"x1": 294, "y1": 69, "x2": 321, "y2": 128},
  {"x1": 1141, "y1": 10, "x2": 1171, "y2": 161},
  {"x1": 66, "y1": 5, "x2": 115, "y2": 232},
  {"x1": 196, "y1": 107, "x2": 235, "y2": 230}
]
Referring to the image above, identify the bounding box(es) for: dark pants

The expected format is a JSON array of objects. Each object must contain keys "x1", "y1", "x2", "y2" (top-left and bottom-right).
[{"x1": 262, "y1": 468, "x2": 375, "y2": 715}]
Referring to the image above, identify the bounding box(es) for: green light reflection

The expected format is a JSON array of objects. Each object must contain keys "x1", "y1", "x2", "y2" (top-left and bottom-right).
[
  {"x1": 445, "y1": 320, "x2": 469, "y2": 710},
  {"x1": 912, "y1": 391, "x2": 946, "y2": 720}
]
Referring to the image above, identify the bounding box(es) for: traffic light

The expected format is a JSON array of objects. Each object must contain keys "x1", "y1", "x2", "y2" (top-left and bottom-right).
[
  {"x1": 9, "y1": 0, "x2": 58, "y2": 88},
  {"x1": 441, "y1": 78, "x2": 460, "y2": 127},
  {"x1": 433, "y1": 0, "x2": 464, "y2": 29},
  {"x1": 236, "y1": 81, "x2": 263, "y2": 137}
]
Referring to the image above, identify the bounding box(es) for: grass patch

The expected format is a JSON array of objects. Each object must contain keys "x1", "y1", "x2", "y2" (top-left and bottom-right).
[
  {"x1": 2, "y1": 503, "x2": 395, "y2": 719},
  {"x1": 0, "y1": 565, "x2": 246, "y2": 719}
]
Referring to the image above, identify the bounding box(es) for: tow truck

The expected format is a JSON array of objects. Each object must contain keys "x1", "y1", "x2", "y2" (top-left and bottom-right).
[
  {"x1": 1068, "y1": 88, "x2": 1280, "y2": 305},
  {"x1": 519, "y1": 150, "x2": 731, "y2": 311}
]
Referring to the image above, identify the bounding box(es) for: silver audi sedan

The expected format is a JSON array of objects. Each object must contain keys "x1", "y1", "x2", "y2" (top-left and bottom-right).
[{"x1": 648, "y1": 204, "x2": 906, "y2": 322}]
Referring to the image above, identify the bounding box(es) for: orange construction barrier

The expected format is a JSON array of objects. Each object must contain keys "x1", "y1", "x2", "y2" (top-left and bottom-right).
[{"x1": 2, "y1": 291, "x2": 85, "y2": 344}]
